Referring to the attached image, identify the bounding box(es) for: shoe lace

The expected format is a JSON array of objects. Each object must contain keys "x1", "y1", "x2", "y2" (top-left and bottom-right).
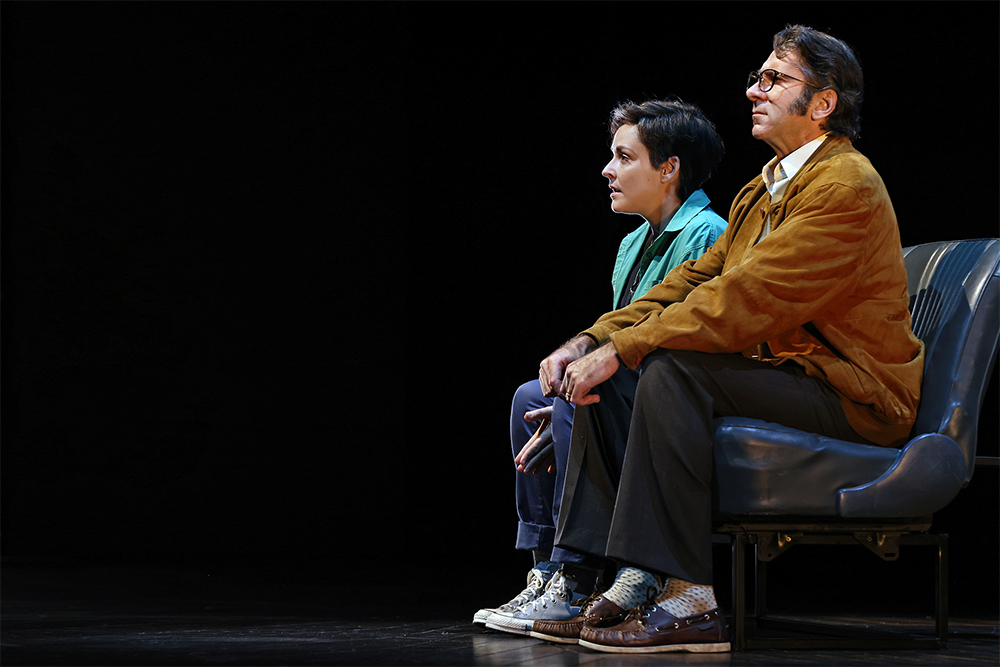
[
  {"x1": 527, "y1": 572, "x2": 572, "y2": 611},
  {"x1": 505, "y1": 578, "x2": 545, "y2": 609},
  {"x1": 622, "y1": 584, "x2": 661, "y2": 626},
  {"x1": 498, "y1": 572, "x2": 547, "y2": 611},
  {"x1": 575, "y1": 586, "x2": 605, "y2": 613}
]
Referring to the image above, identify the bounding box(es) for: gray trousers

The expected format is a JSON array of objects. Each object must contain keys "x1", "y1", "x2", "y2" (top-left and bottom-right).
[{"x1": 554, "y1": 349, "x2": 871, "y2": 584}]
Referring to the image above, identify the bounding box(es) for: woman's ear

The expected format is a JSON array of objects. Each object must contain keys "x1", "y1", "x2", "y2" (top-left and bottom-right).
[{"x1": 660, "y1": 156, "x2": 680, "y2": 183}]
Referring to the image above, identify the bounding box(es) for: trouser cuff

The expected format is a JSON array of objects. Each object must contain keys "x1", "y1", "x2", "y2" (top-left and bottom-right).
[{"x1": 516, "y1": 521, "x2": 555, "y2": 552}]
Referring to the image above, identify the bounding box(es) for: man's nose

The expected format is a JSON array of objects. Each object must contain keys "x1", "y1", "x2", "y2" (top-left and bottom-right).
[{"x1": 746, "y1": 82, "x2": 765, "y2": 102}]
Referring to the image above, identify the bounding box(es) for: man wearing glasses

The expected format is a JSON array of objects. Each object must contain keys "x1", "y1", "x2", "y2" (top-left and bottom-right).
[{"x1": 528, "y1": 24, "x2": 924, "y2": 653}]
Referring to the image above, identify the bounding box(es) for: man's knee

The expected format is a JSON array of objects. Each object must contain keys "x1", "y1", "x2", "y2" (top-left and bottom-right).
[
  {"x1": 639, "y1": 348, "x2": 713, "y2": 372},
  {"x1": 637, "y1": 349, "x2": 744, "y2": 395},
  {"x1": 635, "y1": 349, "x2": 694, "y2": 402}
]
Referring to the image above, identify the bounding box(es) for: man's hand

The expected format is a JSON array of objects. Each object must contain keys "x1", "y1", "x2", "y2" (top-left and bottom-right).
[
  {"x1": 514, "y1": 407, "x2": 555, "y2": 475},
  {"x1": 562, "y1": 342, "x2": 620, "y2": 405},
  {"x1": 539, "y1": 336, "x2": 596, "y2": 398}
]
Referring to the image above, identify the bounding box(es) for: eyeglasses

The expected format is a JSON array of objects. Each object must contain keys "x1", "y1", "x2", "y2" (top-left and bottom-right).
[{"x1": 747, "y1": 69, "x2": 822, "y2": 93}]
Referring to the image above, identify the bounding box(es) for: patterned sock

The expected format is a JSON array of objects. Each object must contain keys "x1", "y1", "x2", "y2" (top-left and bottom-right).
[
  {"x1": 600, "y1": 567, "x2": 663, "y2": 610},
  {"x1": 656, "y1": 578, "x2": 718, "y2": 618}
]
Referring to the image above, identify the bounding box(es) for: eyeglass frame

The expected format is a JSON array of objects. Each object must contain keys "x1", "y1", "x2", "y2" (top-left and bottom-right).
[{"x1": 747, "y1": 68, "x2": 829, "y2": 93}]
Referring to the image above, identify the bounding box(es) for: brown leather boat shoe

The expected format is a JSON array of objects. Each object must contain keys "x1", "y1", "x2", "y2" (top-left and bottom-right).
[
  {"x1": 577, "y1": 606, "x2": 730, "y2": 653},
  {"x1": 529, "y1": 593, "x2": 626, "y2": 644}
]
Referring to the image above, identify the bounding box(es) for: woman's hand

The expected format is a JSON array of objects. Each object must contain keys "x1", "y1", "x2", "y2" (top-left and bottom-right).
[{"x1": 515, "y1": 406, "x2": 555, "y2": 474}]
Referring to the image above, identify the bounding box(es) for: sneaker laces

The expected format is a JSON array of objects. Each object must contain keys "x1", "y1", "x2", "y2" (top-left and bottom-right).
[
  {"x1": 525, "y1": 571, "x2": 572, "y2": 612},
  {"x1": 499, "y1": 569, "x2": 548, "y2": 611}
]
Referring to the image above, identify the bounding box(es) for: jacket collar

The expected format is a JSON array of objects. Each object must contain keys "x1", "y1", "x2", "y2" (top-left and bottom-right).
[
  {"x1": 749, "y1": 136, "x2": 856, "y2": 204},
  {"x1": 662, "y1": 188, "x2": 712, "y2": 233},
  {"x1": 793, "y1": 135, "x2": 855, "y2": 180}
]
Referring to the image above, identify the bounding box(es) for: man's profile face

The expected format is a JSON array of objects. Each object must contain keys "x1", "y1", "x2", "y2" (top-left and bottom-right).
[
  {"x1": 747, "y1": 50, "x2": 819, "y2": 158},
  {"x1": 602, "y1": 124, "x2": 669, "y2": 222}
]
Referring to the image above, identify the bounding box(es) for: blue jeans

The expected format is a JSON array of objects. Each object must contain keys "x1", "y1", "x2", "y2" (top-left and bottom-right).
[{"x1": 510, "y1": 379, "x2": 584, "y2": 564}]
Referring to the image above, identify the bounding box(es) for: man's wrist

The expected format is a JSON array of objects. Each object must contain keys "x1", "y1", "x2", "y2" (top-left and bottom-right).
[
  {"x1": 570, "y1": 334, "x2": 599, "y2": 356},
  {"x1": 601, "y1": 340, "x2": 623, "y2": 362}
]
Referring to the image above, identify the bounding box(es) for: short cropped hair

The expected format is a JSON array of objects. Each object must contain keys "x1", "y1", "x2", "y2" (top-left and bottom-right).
[
  {"x1": 773, "y1": 24, "x2": 864, "y2": 141},
  {"x1": 608, "y1": 99, "x2": 725, "y2": 201}
]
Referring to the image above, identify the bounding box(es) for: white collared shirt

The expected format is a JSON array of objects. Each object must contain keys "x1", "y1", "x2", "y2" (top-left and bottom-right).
[{"x1": 757, "y1": 134, "x2": 829, "y2": 242}]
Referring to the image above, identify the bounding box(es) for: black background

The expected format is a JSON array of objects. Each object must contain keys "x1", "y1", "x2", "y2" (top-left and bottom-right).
[{"x1": 3, "y1": 2, "x2": 997, "y2": 618}]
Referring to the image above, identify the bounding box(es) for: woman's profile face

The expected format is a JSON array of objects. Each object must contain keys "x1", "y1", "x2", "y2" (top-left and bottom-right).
[{"x1": 602, "y1": 124, "x2": 666, "y2": 222}]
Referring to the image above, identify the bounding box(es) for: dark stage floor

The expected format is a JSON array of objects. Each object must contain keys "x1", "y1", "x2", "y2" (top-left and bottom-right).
[{"x1": 2, "y1": 561, "x2": 997, "y2": 666}]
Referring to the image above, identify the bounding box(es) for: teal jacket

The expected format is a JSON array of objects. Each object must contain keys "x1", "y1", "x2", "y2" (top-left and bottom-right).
[{"x1": 611, "y1": 189, "x2": 727, "y2": 309}]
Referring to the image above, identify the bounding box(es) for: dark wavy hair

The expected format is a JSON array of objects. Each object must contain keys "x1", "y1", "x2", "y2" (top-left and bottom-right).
[
  {"x1": 608, "y1": 98, "x2": 725, "y2": 201},
  {"x1": 773, "y1": 24, "x2": 864, "y2": 141}
]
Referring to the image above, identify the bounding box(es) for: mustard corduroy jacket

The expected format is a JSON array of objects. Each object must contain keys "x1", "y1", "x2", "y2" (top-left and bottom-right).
[{"x1": 582, "y1": 136, "x2": 924, "y2": 447}]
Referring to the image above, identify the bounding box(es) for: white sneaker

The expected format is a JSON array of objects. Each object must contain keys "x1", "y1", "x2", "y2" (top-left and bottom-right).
[
  {"x1": 473, "y1": 566, "x2": 556, "y2": 625},
  {"x1": 485, "y1": 569, "x2": 587, "y2": 635}
]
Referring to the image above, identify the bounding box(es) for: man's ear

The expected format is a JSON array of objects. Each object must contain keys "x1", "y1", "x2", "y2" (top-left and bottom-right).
[
  {"x1": 811, "y1": 88, "x2": 838, "y2": 122},
  {"x1": 660, "y1": 156, "x2": 680, "y2": 183}
]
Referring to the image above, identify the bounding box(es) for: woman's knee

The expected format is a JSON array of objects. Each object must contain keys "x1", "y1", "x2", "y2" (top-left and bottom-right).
[{"x1": 511, "y1": 379, "x2": 548, "y2": 415}]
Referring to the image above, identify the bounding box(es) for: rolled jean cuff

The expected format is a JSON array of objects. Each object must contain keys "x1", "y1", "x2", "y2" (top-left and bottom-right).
[{"x1": 516, "y1": 521, "x2": 555, "y2": 553}]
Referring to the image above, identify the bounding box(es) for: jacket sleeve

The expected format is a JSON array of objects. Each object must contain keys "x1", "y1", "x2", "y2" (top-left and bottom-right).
[
  {"x1": 584, "y1": 181, "x2": 873, "y2": 368},
  {"x1": 582, "y1": 218, "x2": 732, "y2": 350}
]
